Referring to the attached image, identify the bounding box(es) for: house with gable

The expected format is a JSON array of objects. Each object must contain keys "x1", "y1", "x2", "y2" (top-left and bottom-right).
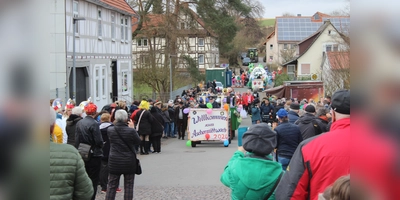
[
  {"x1": 50, "y1": 0, "x2": 138, "y2": 108},
  {"x1": 281, "y1": 19, "x2": 349, "y2": 80},
  {"x1": 131, "y1": 4, "x2": 219, "y2": 72},
  {"x1": 322, "y1": 51, "x2": 350, "y2": 94},
  {"x1": 264, "y1": 12, "x2": 349, "y2": 65}
]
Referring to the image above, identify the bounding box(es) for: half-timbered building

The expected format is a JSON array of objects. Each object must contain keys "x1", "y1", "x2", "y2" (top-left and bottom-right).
[
  {"x1": 63, "y1": 0, "x2": 137, "y2": 107},
  {"x1": 131, "y1": 5, "x2": 219, "y2": 72}
]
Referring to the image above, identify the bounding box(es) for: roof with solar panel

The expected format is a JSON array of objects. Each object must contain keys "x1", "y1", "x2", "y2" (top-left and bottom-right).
[{"x1": 276, "y1": 12, "x2": 350, "y2": 42}]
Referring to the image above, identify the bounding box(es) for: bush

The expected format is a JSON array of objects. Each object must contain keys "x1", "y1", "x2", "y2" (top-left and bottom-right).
[{"x1": 274, "y1": 73, "x2": 290, "y2": 87}]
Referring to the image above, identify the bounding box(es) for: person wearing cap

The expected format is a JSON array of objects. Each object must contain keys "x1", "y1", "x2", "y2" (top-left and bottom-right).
[
  {"x1": 198, "y1": 98, "x2": 207, "y2": 108},
  {"x1": 273, "y1": 109, "x2": 303, "y2": 171},
  {"x1": 65, "y1": 107, "x2": 83, "y2": 146},
  {"x1": 220, "y1": 123, "x2": 283, "y2": 200},
  {"x1": 251, "y1": 99, "x2": 261, "y2": 124},
  {"x1": 74, "y1": 102, "x2": 104, "y2": 200},
  {"x1": 275, "y1": 90, "x2": 350, "y2": 200},
  {"x1": 288, "y1": 103, "x2": 300, "y2": 124},
  {"x1": 295, "y1": 104, "x2": 325, "y2": 140}
]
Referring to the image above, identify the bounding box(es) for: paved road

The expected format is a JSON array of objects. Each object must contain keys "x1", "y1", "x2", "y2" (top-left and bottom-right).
[{"x1": 95, "y1": 88, "x2": 252, "y2": 199}]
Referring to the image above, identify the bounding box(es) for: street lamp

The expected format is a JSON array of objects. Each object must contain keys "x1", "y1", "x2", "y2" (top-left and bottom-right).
[
  {"x1": 169, "y1": 54, "x2": 177, "y2": 100},
  {"x1": 72, "y1": 17, "x2": 86, "y2": 101}
]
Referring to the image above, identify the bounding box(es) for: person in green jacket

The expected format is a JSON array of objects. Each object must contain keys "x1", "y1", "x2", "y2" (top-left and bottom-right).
[
  {"x1": 221, "y1": 123, "x2": 283, "y2": 200},
  {"x1": 50, "y1": 106, "x2": 94, "y2": 200}
]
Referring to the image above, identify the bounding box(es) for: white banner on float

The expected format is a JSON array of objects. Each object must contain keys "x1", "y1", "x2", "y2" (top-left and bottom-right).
[{"x1": 188, "y1": 109, "x2": 229, "y2": 141}]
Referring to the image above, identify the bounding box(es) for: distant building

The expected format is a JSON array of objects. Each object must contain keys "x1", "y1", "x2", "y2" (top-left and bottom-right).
[
  {"x1": 131, "y1": 4, "x2": 219, "y2": 72},
  {"x1": 281, "y1": 20, "x2": 349, "y2": 80},
  {"x1": 50, "y1": 0, "x2": 138, "y2": 108},
  {"x1": 264, "y1": 12, "x2": 350, "y2": 65}
]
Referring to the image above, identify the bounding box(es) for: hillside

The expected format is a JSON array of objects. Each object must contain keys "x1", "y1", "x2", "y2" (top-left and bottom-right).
[{"x1": 258, "y1": 18, "x2": 275, "y2": 27}]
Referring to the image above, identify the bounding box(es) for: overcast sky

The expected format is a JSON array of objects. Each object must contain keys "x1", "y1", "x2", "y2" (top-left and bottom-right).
[{"x1": 260, "y1": 0, "x2": 348, "y2": 18}]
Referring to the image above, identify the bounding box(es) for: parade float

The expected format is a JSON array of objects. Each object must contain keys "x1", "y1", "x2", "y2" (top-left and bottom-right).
[{"x1": 246, "y1": 63, "x2": 272, "y2": 91}]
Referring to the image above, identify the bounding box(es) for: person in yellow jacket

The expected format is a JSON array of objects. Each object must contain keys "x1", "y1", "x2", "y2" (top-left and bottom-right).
[{"x1": 52, "y1": 123, "x2": 63, "y2": 143}]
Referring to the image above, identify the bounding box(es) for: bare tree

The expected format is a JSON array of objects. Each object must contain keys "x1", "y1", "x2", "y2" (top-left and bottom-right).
[{"x1": 280, "y1": 48, "x2": 297, "y2": 64}]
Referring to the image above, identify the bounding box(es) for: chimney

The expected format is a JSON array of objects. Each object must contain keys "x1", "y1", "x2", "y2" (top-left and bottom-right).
[{"x1": 297, "y1": 14, "x2": 301, "y2": 17}]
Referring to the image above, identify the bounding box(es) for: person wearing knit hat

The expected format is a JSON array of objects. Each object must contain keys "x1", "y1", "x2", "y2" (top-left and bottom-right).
[
  {"x1": 295, "y1": 104, "x2": 325, "y2": 140},
  {"x1": 221, "y1": 123, "x2": 283, "y2": 200},
  {"x1": 288, "y1": 103, "x2": 300, "y2": 124},
  {"x1": 75, "y1": 101, "x2": 104, "y2": 200}
]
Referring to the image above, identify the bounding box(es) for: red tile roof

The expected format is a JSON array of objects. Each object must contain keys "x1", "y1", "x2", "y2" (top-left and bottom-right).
[
  {"x1": 101, "y1": 0, "x2": 136, "y2": 15},
  {"x1": 327, "y1": 51, "x2": 350, "y2": 70}
]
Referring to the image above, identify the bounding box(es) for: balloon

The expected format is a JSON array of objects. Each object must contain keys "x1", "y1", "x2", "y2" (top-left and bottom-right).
[
  {"x1": 223, "y1": 98, "x2": 227, "y2": 103},
  {"x1": 183, "y1": 108, "x2": 190, "y2": 114},
  {"x1": 205, "y1": 133, "x2": 210, "y2": 140},
  {"x1": 223, "y1": 104, "x2": 229, "y2": 111},
  {"x1": 206, "y1": 103, "x2": 213, "y2": 108},
  {"x1": 186, "y1": 140, "x2": 191, "y2": 147},
  {"x1": 223, "y1": 140, "x2": 229, "y2": 147},
  {"x1": 206, "y1": 109, "x2": 212, "y2": 114}
]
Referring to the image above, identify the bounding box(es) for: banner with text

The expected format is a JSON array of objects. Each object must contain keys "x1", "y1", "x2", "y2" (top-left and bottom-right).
[{"x1": 188, "y1": 109, "x2": 229, "y2": 141}]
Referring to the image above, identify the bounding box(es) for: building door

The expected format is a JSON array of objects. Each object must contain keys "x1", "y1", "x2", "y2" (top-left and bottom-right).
[
  {"x1": 111, "y1": 61, "x2": 118, "y2": 102},
  {"x1": 69, "y1": 67, "x2": 88, "y2": 104}
]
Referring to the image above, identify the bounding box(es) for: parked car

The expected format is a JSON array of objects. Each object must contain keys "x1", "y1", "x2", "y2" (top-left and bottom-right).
[
  {"x1": 240, "y1": 52, "x2": 247, "y2": 60},
  {"x1": 215, "y1": 81, "x2": 224, "y2": 92},
  {"x1": 242, "y1": 57, "x2": 251, "y2": 66}
]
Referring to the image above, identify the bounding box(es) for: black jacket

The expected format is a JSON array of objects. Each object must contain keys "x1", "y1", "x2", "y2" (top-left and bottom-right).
[
  {"x1": 198, "y1": 103, "x2": 207, "y2": 108},
  {"x1": 107, "y1": 122, "x2": 141, "y2": 174},
  {"x1": 260, "y1": 103, "x2": 274, "y2": 115},
  {"x1": 65, "y1": 114, "x2": 82, "y2": 146},
  {"x1": 315, "y1": 117, "x2": 329, "y2": 133},
  {"x1": 150, "y1": 107, "x2": 164, "y2": 137},
  {"x1": 287, "y1": 111, "x2": 299, "y2": 124},
  {"x1": 275, "y1": 121, "x2": 303, "y2": 159},
  {"x1": 295, "y1": 113, "x2": 325, "y2": 140},
  {"x1": 133, "y1": 109, "x2": 153, "y2": 135},
  {"x1": 100, "y1": 122, "x2": 113, "y2": 161},
  {"x1": 175, "y1": 106, "x2": 188, "y2": 122},
  {"x1": 75, "y1": 116, "x2": 104, "y2": 157},
  {"x1": 212, "y1": 101, "x2": 220, "y2": 109},
  {"x1": 168, "y1": 106, "x2": 176, "y2": 122}
]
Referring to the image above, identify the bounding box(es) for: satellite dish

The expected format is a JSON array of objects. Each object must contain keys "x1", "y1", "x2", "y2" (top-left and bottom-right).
[{"x1": 311, "y1": 73, "x2": 318, "y2": 80}]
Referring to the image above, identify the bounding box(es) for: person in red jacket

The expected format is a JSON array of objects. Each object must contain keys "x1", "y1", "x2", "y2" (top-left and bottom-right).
[
  {"x1": 275, "y1": 90, "x2": 350, "y2": 200},
  {"x1": 242, "y1": 90, "x2": 254, "y2": 115}
]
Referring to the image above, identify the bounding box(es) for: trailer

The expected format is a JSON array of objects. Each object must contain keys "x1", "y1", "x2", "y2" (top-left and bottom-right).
[
  {"x1": 187, "y1": 108, "x2": 230, "y2": 147},
  {"x1": 264, "y1": 81, "x2": 324, "y2": 103}
]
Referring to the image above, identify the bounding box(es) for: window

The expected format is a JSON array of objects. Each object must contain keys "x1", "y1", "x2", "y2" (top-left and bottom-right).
[
  {"x1": 270, "y1": 44, "x2": 273, "y2": 50},
  {"x1": 269, "y1": 56, "x2": 273, "y2": 61},
  {"x1": 314, "y1": 14, "x2": 320, "y2": 20},
  {"x1": 122, "y1": 72, "x2": 128, "y2": 92},
  {"x1": 95, "y1": 69, "x2": 99, "y2": 98},
  {"x1": 328, "y1": 30, "x2": 332, "y2": 35},
  {"x1": 111, "y1": 13, "x2": 115, "y2": 40},
  {"x1": 198, "y1": 54, "x2": 205, "y2": 65},
  {"x1": 287, "y1": 65, "x2": 296, "y2": 79},
  {"x1": 102, "y1": 68, "x2": 106, "y2": 97},
  {"x1": 98, "y1": 9, "x2": 102, "y2": 38},
  {"x1": 301, "y1": 64, "x2": 310, "y2": 74},
  {"x1": 125, "y1": 18, "x2": 128, "y2": 41},
  {"x1": 180, "y1": 22, "x2": 185, "y2": 29},
  {"x1": 137, "y1": 38, "x2": 147, "y2": 46},
  {"x1": 325, "y1": 44, "x2": 339, "y2": 52},
  {"x1": 121, "y1": 17, "x2": 124, "y2": 41},
  {"x1": 198, "y1": 38, "x2": 204, "y2": 46},
  {"x1": 283, "y1": 43, "x2": 288, "y2": 50},
  {"x1": 73, "y1": 1, "x2": 79, "y2": 34}
]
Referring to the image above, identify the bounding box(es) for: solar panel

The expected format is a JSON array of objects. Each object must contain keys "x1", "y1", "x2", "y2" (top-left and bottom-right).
[{"x1": 276, "y1": 17, "x2": 350, "y2": 41}]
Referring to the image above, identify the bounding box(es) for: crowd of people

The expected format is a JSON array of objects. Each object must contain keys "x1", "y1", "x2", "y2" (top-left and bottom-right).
[
  {"x1": 49, "y1": 86, "x2": 349, "y2": 200},
  {"x1": 220, "y1": 89, "x2": 350, "y2": 200}
]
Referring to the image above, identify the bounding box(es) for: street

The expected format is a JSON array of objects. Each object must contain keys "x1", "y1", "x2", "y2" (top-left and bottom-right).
[{"x1": 95, "y1": 87, "x2": 252, "y2": 200}]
